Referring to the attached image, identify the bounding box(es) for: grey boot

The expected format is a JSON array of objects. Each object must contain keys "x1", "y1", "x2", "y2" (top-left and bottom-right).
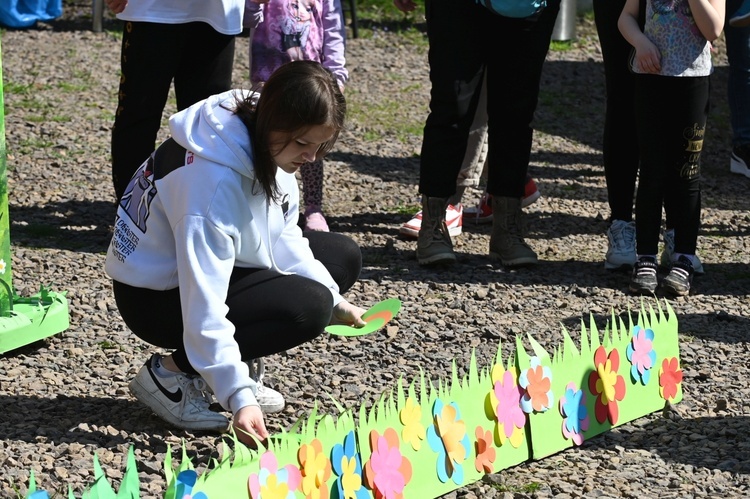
[
  {"x1": 416, "y1": 196, "x2": 456, "y2": 265},
  {"x1": 489, "y1": 196, "x2": 538, "y2": 267}
]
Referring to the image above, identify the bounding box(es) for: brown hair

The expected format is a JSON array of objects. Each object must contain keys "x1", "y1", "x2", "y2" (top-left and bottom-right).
[{"x1": 233, "y1": 61, "x2": 346, "y2": 202}]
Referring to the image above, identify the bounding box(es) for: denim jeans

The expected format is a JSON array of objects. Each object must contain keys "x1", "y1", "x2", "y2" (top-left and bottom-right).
[
  {"x1": 418, "y1": 0, "x2": 560, "y2": 199},
  {"x1": 726, "y1": 0, "x2": 750, "y2": 147}
]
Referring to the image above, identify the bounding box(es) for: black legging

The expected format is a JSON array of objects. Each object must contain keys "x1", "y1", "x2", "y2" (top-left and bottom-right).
[
  {"x1": 112, "y1": 232, "x2": 362, "y2": 374},
  {"x1": 634, "y1": 74, "x2": 708, "y2": 256},
  {"x1": 593, "y1": 0, "x2": 640, "y2": 223},
  {"x1": 418, "y1": 0, "x2": 560, "y2": 199},
  {"x1": 111, "y1": 21, "x2": 236, "y2": 200}
]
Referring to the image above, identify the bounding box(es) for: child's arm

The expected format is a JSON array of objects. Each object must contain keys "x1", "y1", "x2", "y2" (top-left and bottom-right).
[
  {"x1": 688, "y1": 0, "x2": 725, "y2": 41},
  {"x1": 618, "y1": 0, "x2": 662, "y2": 73},
  {"x1": 322, "y1": 0, "x2": 349, "y2": 89}
]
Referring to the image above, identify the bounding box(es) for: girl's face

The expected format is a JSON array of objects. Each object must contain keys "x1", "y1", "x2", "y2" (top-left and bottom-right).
[
  {"x1": 270, "y1": 125, "x2": 335, "y2": 174},
  {"x1": 288, "y1": 0, "x2": 313, "y2": 22}
]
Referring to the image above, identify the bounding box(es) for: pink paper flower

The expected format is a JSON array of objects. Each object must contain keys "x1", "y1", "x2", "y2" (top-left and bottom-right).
[
  {"x1": 363, "y1": 428, "x2": 412, "y2": 499},
  {"x1": 493, "y1": 369, "x2": 526, "y2": 443}
]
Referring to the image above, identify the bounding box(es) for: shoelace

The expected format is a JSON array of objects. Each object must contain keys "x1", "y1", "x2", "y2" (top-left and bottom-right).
[{"x1": 187, "y1": 376, "x2": 214, "y2": 408}]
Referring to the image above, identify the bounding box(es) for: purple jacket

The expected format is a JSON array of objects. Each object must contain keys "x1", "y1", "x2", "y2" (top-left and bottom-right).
[{"x1": 245, "y1": 0, "x2": 348, "y2": 87}]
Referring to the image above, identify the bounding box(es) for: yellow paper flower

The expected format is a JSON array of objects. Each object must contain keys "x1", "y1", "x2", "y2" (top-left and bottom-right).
[
  {"x1": 298, "y1": 439, "x2": 332, "y2": 499},
  {"x1": 399, "y1": 396, "x2": 426, "y2": 450}
]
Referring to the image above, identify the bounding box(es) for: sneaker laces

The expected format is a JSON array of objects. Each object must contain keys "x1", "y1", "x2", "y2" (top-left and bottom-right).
[{"x1": 186, "y1": 376, "x2": 214, "y2": 409}]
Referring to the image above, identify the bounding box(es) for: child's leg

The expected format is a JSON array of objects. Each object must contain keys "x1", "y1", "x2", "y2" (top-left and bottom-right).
[
  {"x1": 666, "y1": 76, "x2": 709, "y2": 259},
  {"x1": 634, "y1": 74, "x2": 669, "y2": 257}
]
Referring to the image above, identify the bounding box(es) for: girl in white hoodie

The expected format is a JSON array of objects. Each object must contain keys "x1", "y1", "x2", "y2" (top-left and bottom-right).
[{"x1": 105, "y1": 61, "x2": 366, "y2": 446}]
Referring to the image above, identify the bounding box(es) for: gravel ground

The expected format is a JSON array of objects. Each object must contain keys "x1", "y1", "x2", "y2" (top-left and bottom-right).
[{"x1": 1, "y1": 2, "x2": 750, "y2": 498}]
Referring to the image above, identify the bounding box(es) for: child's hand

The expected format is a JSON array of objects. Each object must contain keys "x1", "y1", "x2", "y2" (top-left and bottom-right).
[
  {"x1": 331, "y1": 300, "x2": 367, "y2": 328},
  {"x1": 635, "y1": 40, "x2": 662, "y2": 73},
  {"x1": 233, "y1": 405, "x2": 269, "y2": 448}
]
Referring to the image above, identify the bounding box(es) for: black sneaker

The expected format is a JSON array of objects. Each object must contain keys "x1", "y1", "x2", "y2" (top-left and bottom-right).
[
  {"x1": 629, "y1": 256, "x2": 658, "y2": 294},
  {"x1": 661, "y1": 255, "x2": 694, "y2": 296},
  {"x1": 730, "y1": 144, "x2": 750, "y2": 179}
]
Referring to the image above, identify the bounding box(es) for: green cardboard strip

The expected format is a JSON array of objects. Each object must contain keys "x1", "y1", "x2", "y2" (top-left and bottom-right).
[{"x1": 24, "y1": 302, "x2": 682, "y2": 498}]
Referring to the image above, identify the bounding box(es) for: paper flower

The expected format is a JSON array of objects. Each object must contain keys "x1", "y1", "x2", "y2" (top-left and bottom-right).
[
  {"x1": 474, "y1": 426, "x2": 496, "y2": 473},
  {"x1": 0, "y1": 259, "x2": 6, "y2": 274},
  {"x1": 426, "y1": 399, "x2": 471, "y2": 485},
  {"x1": 626, "y1": 326, "x2": 657, "y2": 385},
  {"x1": 248, "y1": 451, "x2": 302, "y2": 499},
  {"x1": 559, "y1": 382, "x2": 589, "y2": 445},
  {"x1": 399, "y1": 396, "x2": 426, "y2": 451},
  {"x1": 659, "y1": 357, "x2": 683, "y2": 401},
  {"x1": 588, "y1": 346, "x2": 627, "y2": 425},
  {"x1": 331, "y1": 430, "x2": 368, "y2": 499},
  {"x1": 298, "y1": 439, "x2": 332, "y2": 499},
  {"x1": 175, "y1": 469, "x2": 208, "y2": 499},
  {"x1": 363, "y1": 428, "x2": 412, "y2": 499},
  {"x1": 518, "y1": 356, "x2": 554, "y2": 413},
  {"x1": 492, "y1": 365, "x2": 526, "y2": 447}
]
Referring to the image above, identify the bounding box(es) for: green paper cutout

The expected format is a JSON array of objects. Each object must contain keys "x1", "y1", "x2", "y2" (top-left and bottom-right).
[
  {"x1": 325, "y1": 298, "x2": 401, "y2": 336},
  {"x1": 0, "y1": 40, "x2": 69, "y2": 354},
  {"x1": 25, "y1": 302, "x2": 682, "y2": 499}
]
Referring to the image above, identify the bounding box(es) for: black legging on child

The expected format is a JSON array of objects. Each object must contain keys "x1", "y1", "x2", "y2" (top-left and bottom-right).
[
  {"x1": 112, "y1": 231, "x2": 362, "y2": 375},
  {"x1": 635, "y1": 74, "x2": 709, "y2": 257}
]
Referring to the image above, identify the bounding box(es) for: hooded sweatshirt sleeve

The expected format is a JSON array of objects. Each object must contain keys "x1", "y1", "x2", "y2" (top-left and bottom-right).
[
  {"x1": 322, "y1": 0, "x2": 348, "y2": 87},
  {"x1": 170, "y1": 206, "x2": 261, "y2": 414}
]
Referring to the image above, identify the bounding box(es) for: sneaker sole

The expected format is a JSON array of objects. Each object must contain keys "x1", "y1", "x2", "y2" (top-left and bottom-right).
[
  {"x1": 661, "y1": 283, "x2": 690, "y2": 296},
  {"x1": 417, "y1": 251, "x2": 457, "y2": 266},
  {"x1": 400, "y1": 226, "x2": 462, "y2": 239},
  {"x1": 628, "y1": 284, "x2": 657, "y2": 295},
  {"x1": 258, "y1": 400, "x2": 285, "y2": 413},
  {"x1": 521, "y1": 190, "x2": 541, "y2": 208},
  {"x1": 489, "y1": 252, "x2": 538, "y2": 267},
  {"x1": 128, "y1": 378, "x2": 230, "y2": 433}
]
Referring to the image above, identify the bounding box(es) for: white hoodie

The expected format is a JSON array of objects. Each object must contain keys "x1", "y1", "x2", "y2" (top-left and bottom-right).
[{"x1": 105, "y1": 90, "x2": 343, "y2": 414}]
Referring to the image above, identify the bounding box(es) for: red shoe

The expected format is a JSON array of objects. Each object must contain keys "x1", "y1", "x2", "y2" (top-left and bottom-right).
[
  {"x1": 464, "y1": 177, "x2": 541, "y2": 223},
  {"x1": 399, "y1": 203, "x2": 463, "y2": 238}
]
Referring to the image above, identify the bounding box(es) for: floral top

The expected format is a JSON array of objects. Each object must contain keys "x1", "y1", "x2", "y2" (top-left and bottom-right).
[{"x1": 633, "y1": 0, "x2": 713, "y2": 77}]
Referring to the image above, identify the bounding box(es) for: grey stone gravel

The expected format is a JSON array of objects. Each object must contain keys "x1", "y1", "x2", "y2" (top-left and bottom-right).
[{"x1": 1, "y1": 2, "x2": 749, "y2": 498}]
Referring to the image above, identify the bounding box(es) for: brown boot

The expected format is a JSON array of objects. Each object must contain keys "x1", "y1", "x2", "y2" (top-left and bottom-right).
[
  {"x1": 416, "y1": 196, "x2": 456, "y2": 265},
  {"x1": 489, "y1": 196, "x2": 537, "y2": 267}
]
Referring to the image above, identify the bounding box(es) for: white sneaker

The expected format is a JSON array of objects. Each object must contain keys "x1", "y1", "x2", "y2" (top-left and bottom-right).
[
  {"x1": 247, "y1": 358, "x2": 285, "y2": 413},
  {"x1": 605, "y1": 220, "x2": 637, "y2": 270},
  {"x1": 128, "y1": 354, "x2": 230, "y2": 432},
  {"x1": 399, "y1": 203, "x2": 463, "y2": 239},
  {"x1": 660, "y1": 228, "x2": 705, "y2": 275}
]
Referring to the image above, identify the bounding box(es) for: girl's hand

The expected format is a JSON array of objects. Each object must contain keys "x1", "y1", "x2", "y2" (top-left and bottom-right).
[
  {"x1": 394, "y1": 0, "x2": 418, "y2": 13},
  {"x1": 331, "y1": 300, "x2": 367, "y2": 327},
  {"x1": 233, "y1": 405, "x2": 269, "y2": 448},
  {"x1": 635, "y1": 40, "x2": 661, "y2": 74}
]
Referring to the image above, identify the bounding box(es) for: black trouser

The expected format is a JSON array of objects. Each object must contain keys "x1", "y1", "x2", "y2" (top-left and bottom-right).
[
  {"x1": 418, "y1": 0, "x2": 560, "y2": 199},
  {"x1": 111, "y1": 21, "x2": 236, "y2": 200},
  {"x1": 112, "y1": 232, "x2": 362, "y2": 374},
  {"x1": 634, "y1": 74, "x2": 708, "y2": 256},
  {"x1": 593, "y1": 0, "x2": 640, "y2": 223}
]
